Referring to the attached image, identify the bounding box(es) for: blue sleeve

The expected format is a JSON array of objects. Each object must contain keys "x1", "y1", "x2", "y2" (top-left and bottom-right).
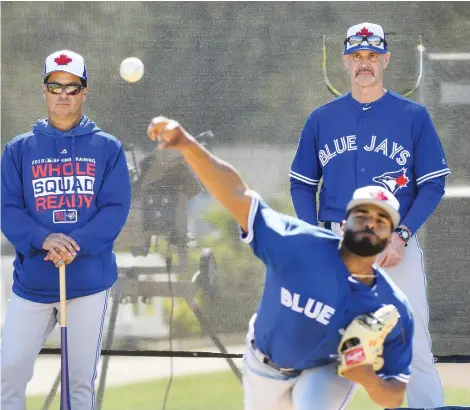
[
  {"x1": 377, "y1": 313, "x2": 414, "y2": 384},
  {"x1": 289, "y1": 114, "x2": 322, "y2": 225},
  {"x1": 400, "y1": 176, "x2": 445, "y2": 234},
  {"x1": 414, "y1": 107, "x2": 451, "y2": 185},
  {"x1": 239, "y1": 192, "x2": 304, "y2": 268},
  {"x1": 290, "y1": 178, "x2": 319, "y2": 226},
  {"x1": 1, "y1": 144, "x2": 52, "y2": 255},
  {"x1": 68, "y1": 144, "x2": 131, "y2": 256},
  {"x1": 401, "y1": 107, "x2": 451, "y2": 233}
]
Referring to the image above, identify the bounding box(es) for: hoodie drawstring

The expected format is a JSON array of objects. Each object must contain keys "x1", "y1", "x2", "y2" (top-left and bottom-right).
[
  {"x1": 71, "y1": 135, "x2": 79, "y2": 216},
  {"x1": 54, "y1": 135, "x2": 79, "y2": 218}
]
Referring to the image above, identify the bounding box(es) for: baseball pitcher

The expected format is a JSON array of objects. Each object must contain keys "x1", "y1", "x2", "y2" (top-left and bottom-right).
[{"x1": 148, "y1": 116, "x2": 414, "y2": 410}]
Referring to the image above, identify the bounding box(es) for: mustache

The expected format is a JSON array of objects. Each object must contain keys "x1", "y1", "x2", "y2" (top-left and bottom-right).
[
  {"x1": 357, "y1": 227, "x2": 378, "y2": 238},
  {"x1": 356, "y1": 67, "x2": 374, "y2": 75}
]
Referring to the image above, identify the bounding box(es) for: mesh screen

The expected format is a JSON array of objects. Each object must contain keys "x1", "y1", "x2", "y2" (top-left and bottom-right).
[{"x1": 1, "y1": 2, "x2": 469, "y2": 409}]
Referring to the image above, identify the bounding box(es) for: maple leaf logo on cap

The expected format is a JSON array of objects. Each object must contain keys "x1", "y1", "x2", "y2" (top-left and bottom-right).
[
  {"x1": 356, "y1": 27, "x2": 374, "y2": 36},
  {"x1": 372, "y1": 191, "x2": 389, "y2": 201},
  {"x1": 54, "y1": 54, "x2": 73, "y2": 66}
]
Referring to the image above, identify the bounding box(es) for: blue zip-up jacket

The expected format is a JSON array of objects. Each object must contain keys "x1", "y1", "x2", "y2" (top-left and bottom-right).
[{"x1": 1, "y1": 116, "x2": 131, "y2": 303}]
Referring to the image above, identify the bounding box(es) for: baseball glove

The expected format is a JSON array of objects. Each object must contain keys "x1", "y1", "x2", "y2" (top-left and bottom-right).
[{"x1": 337, "y1": 304, "x2": 400, "y2": 376}]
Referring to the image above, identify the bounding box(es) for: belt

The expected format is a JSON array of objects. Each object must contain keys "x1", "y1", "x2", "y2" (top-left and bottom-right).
[
  {"x1": 324, "y1": 221, "x2": 333, "y2": 230},
  {"x1": 250, "y1": 340, "x2": 303, "y2": 377},
  {"x1": 323, "y1": 221, "x2": 341, "y2": 230}
]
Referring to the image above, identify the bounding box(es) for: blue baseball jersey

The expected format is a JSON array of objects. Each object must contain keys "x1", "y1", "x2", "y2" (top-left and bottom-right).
[
  {"x1": 241, "y1": 192, "x2": 414, "y2": 383},
  {"x1": 289, "y1": 91, "x2": 450, "y2": 233}
]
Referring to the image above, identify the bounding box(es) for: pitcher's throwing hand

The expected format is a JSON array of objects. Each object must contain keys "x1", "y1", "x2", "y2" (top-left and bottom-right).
[{"x1": 147, "y1": 116, "x2": 194, "y2": 150}]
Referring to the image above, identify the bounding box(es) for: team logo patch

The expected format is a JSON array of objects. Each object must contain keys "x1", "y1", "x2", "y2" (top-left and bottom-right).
[
  {"x1": 344, "y1": 346, "x2": 366, "y2": 366},
  {"x1": 371, "y1": 191, "x2": 389, "y2": 201},
  {"x1": 53, "y1": 209, "x2": 77, "y2": 224},
  {"x1": 356, "y1": 27, "x2": 373, "y2": 36},
  {"x1": 54, "y1": 54, "x2": 73, "y2": 66},
  {"x1": 372, "y1": 168, "x2": 409, "y2": 194}
]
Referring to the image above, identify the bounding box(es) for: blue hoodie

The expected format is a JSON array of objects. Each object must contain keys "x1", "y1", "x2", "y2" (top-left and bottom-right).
[{"x1": 1, "y1": 116, "x2": 131, "y2": 303}]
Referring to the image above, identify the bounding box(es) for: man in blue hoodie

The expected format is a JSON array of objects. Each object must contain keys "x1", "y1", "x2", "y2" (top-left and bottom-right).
[{"x1": 1, "y1": 50, "x2": 131, "y2": 410}]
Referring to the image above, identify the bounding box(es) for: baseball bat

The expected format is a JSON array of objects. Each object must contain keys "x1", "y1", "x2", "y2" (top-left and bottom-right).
[{"x1": 59, "y1": 263, "x2": 72, "y2": 410}]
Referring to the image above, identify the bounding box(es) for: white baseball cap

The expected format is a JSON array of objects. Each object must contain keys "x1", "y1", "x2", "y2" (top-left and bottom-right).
[
  {"x1": 344, "y1": 22, "x2": 388, "y2": 55},
  {"x1": 346, "y1": 186, "x2": 400, "y2": 228},
  {"x1": 42, "y1": 50, "x2": 87, "y2": 84}
]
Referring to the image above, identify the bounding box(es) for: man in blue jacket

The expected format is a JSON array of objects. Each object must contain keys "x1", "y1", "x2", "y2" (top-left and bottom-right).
[{"x1": 1, "y1": 50, "x2": 131, "y2": 410}]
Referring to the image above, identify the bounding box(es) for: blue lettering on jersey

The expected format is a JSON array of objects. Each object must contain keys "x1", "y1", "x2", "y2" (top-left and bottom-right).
[
  {"x1": 281, "y1": 287, "x2": 336, "y2": 325},
  {"x1": 319, "y1": 135, "x2": 411, "y2": 168}
]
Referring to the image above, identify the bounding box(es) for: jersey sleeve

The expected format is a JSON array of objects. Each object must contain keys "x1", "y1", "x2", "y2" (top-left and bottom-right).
[
  {"x1": 239, "y1": 191, "x2": 305, "y2": 268},
  {"x1": 289, "y1": 113, "x2": 322, "y2": 187},
  {"x1": 377, "y1": 311, "x2": 414, "y2": 384},
  {"x1": 414, "y1": 107, "x2": 451, "y2": 186}
]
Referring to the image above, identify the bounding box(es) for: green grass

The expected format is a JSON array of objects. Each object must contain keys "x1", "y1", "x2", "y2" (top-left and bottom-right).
[{"x1": 28, "y1": 371, "x2": 470, "y2": 410}]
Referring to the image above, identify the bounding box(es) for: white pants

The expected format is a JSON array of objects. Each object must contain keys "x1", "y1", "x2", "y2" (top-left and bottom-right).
[
  {"x1": 1, "y1": 290, "x2": 110, "y2": 410},
  {"x1": 329, "y1": 222, "x2": 444, "y2": 408}
]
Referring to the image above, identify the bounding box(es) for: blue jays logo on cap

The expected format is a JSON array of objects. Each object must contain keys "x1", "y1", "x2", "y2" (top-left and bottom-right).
[
  {"x1": 344, "y1": 23, "x2": 388, "y2": 55},
  {"x1": 42, "y1": 50, "x2": 87, "y2": 82}
]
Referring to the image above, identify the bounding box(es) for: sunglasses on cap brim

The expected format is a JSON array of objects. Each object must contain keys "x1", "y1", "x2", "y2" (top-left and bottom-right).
[{"x1": 344, "y1": 35, "x2": 387, "y2": 48}]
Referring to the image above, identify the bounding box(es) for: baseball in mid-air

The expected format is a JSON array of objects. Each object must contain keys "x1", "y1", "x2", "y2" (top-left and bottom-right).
[{"x1": 120, "y1": 57, "x2": 144, "y2": 83}]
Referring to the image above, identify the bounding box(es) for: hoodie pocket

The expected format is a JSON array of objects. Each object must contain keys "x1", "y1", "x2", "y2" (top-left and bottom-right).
[{"x1": 21, "y1": 254, "x2": 62, "y2": 293}]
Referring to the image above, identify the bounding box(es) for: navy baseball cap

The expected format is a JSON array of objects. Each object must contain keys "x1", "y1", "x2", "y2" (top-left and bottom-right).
[
  {"x1": 343, "y1": 23, "x2": 388, "y2": 55},
  {"x1": 42, "y1": 50, "x2": 87, "y2": 84}
]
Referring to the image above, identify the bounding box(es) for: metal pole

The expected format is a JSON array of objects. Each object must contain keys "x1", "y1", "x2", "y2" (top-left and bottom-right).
[{"x1": 186, "y1": 298, "x2": 242, "y2": 382}]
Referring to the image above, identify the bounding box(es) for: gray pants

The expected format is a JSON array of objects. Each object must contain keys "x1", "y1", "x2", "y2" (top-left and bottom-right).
[
  {"x1": 243, "y1": 344, "x2": 356, "y2": 410},
  {"x1": 1, "y1": 290, "x2": 109, "y2": 410},
  {"x1": 243, "y1": 315, "x2": 356, "y2": 410}
]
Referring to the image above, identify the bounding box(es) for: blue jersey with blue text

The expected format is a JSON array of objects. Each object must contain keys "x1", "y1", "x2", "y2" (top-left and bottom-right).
[
  {"x1": 289, "y1": 91, "x2": 450, "y2": 233},
  {"x1": 242, "y1": 192, "x2": 414, "y2": 383}
]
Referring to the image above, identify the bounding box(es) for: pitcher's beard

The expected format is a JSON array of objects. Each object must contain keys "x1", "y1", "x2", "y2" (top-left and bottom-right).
[{"x1": 343, "y1": 229, "x2": 389, "y2": 257}]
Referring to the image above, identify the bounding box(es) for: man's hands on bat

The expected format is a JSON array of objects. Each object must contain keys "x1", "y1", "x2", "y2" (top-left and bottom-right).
[
  {"x1": 45, "y1": 248, "x2": 77, "y2": 268},
  {"x1": 43, "y1": 233, "x2": 80, "y2": 268}
]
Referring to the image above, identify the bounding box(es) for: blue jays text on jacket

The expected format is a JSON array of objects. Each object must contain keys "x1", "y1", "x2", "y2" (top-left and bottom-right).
[
  {"x1": 289, "y1": 91, "x2": 451, "y2": 234},
  {"x1": 241, "y1": 192, "x2": 414, "y2": 383},
  {"x1": 1, "y1": 116, "x2": 132, "y2": 303}
]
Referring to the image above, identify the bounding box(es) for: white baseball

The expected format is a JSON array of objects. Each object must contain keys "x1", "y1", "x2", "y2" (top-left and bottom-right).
[{"x1": 120, "y1": 57, "x2": 144, "y2": 83}]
